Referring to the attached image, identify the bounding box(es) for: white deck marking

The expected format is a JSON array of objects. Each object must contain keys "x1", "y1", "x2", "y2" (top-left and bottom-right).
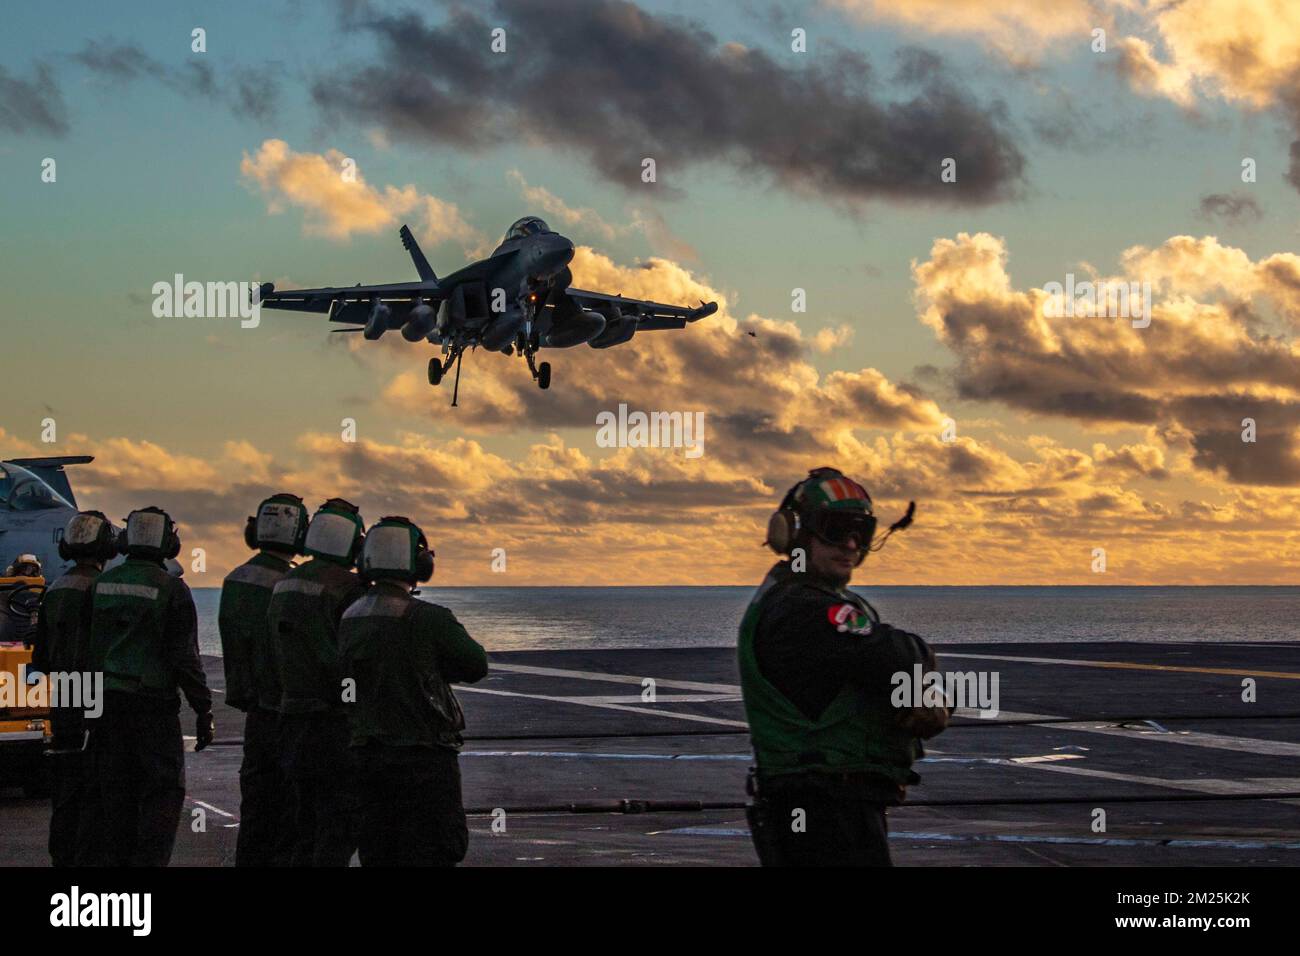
[
  {"x1": 189, "y1": 798, "x2": 237, "y2": 819},
  {"x1": 489, "y1": 662, "x2": 738, "y2": 693},
  {"x1": 481, "y1": 664, "x2": 1295, "y2": 754},
  {"x1": 1015, "y1": 763, "x2": 1300, "y2": 799},
  {"x1": 650, "y1": 825, "x2": 1300, "y2": 850},
  {"x1": 457, "y1": 685, "x2": 749, "y2": 728},
  {"x1": 952, "y1": 707, "x2": 1300, "y2": 757}
]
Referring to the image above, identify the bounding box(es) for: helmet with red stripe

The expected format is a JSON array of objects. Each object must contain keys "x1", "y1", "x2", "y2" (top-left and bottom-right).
[{"x1": 766, "y1": 467, "x2": 876, "y2": 560}]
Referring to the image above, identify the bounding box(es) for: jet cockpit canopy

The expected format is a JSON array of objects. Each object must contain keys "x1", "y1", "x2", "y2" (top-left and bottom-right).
[
  {"x1": 0, "y1": 463, "x2": 74, "y2": 512},
  {"x1": 504, "y1": 217, "x2": 551, "y2": 240}
]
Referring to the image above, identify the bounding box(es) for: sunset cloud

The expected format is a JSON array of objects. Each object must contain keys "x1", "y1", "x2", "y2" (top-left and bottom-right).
[
  {"x1": 1111, "y1": 1, "x2": 1300, "y2": 190},
  {"x1": 830, "y1": 0, "x2": 1104, "y2": 44},
  {"x1": 30, "y1": 418, "x2": 1300, "y2": 588},
  {"x1": 912, "y1": 231, "x2": 1300, "y2": 484},
  {"x1": 239, "y1": 139, "x2": 482, "y2": 250}
]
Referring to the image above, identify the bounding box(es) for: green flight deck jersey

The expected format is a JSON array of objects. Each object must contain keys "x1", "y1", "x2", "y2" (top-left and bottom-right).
[
  {"x1": 266, "y1": 557, "x2": 365, "y2": 715},
  {"x1": 87, "y1": 557, "x2": 211, "y2": 712},
  {"x1": 339, "y1": 583, "x2": 488, "y2": 751},
  {"x1": 219, "y1": 552, "x2": 293, "y2": 712},
  {"x1": 738, "y1": 561, "x2": 930, "y2": 786}
]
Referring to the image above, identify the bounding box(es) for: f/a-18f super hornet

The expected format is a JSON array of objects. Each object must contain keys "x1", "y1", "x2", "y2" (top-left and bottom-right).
[{"x1": 256, "y1": 216, "x2": 718, "y2": 404}]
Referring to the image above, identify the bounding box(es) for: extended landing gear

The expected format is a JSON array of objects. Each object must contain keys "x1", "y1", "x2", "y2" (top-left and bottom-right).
[
  {"x1": 524, "y1": 347, "x2": 551, "y2": 390},
  {"x1": 429, "y1": 347, "x2": 466, "y2": 406},
  {"x1": 429, "y1": 337, "x2": 549, "y2": 405}
]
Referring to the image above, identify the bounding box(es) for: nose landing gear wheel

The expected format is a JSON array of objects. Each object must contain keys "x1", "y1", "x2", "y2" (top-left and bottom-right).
[
  {"x1": 537, "y1": 361, "x2": 551, "y2": 390},
  {"x1": 428, "y1": 357, "x2": 444, "y2": 386}
]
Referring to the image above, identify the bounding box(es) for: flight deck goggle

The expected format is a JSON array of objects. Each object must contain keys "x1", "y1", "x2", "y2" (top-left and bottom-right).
[{"x1": 806, "y1": 510, "x2": 877, "y2": 550}]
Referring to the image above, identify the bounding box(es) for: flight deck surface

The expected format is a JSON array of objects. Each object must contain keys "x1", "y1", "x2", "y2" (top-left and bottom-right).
[{"x1": 2, "y1": 641, "x2": 1297, "y2": 866}]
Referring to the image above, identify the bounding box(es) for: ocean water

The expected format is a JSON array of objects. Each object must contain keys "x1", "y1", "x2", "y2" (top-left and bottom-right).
[{"x1": 192, "y1": 586, "x2": 1300, "y2": 656}]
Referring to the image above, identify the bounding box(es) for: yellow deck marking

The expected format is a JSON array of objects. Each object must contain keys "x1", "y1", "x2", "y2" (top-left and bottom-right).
[{"x1": 943, "y1": 652, "x2": 1300, "y2": 681}]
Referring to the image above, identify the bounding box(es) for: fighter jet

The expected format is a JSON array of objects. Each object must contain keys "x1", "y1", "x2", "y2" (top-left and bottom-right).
[
  {"x1": 0, "y1": 456, "x2": 185, "y2": 582},
  {"x1": 0, "y1": 456, "x2": 90, "y2": 580},
  {"x1": 256, "y1": 216, "x2": 718, "y2": 405}
]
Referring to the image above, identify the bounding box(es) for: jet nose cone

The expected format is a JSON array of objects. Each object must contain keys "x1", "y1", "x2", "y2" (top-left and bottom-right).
[
  {"x1": 552, "y1": 234, "x2": 575, "y2": 264},
  {"x1": 538, "y1": 234, "x2": 575, "y2": 274}
]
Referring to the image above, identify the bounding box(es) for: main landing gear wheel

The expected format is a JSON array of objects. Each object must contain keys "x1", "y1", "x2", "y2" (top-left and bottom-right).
[
  {"x1": 428, "y1": 357, "x2": 444, "y2": 386},
  {"x1": 537, "y1": 362, "x2": 551, "y2": 390}
]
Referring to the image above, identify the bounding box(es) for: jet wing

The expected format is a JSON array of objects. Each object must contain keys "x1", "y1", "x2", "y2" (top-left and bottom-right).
[
  {"x1": 256, "y1": 281, "x2": 442, "y2": 322},
  {"x1": 564, "y1": 288, "x2": 718, "y2": 330}
]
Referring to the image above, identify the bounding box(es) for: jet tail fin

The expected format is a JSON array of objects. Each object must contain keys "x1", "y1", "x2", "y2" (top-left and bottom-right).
[{"x1": 400, "y1": 224, "x2": 437, "y2": 282}]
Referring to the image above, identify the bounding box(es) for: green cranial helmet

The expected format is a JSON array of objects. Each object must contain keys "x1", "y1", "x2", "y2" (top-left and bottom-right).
[
  {"x1": 767, "y1": 467, "x2": 877, "y2": 557},
  {"x1": 358, "y1": 516, "x2": 434, "y2": 584},
  {"x1": 245, "y1": 493, "x2": 309, "y2": 554},
  {"x1": 118, "y1": 506, "x2": 182, "y2": 561},
  {"x1": 302, "y1": 498, "x2": 365, "y2": 564},
  {"x1": 59, "y1": 511, "x2": 118, "y2": 563}
]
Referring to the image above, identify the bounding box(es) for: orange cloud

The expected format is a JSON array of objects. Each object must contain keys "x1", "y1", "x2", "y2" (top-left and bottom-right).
[
  {"x1": 239, "y1": 138, "x2": 481, "y2": 250},
  {"x1": 20, "y1": 416, "x2": 1300, "y2": 586},
  {"x1": 831, "y1": 0, "x2": 1103, "y2": 42},
  {"x1": 1116, "y1": 0, "x2": 1300, "y2": 109},
  {"x1": 912, "y1": 231, "x2": 1300, "y2": 484}
]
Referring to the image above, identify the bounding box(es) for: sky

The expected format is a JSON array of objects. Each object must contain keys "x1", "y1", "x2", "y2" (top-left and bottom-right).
[{"x1": 2, "y1": 0, "x2": 1300, "y2": 586}]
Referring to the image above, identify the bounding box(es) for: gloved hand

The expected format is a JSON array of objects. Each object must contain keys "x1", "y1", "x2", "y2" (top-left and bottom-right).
[
  {"x1": 898, "y1": 704, "x2": 951, "y2": 739},
  {"x1": 195, "y1": 712, "x2": 215, "y2": 751},
  {"x1": 893, "y1": 628, "x2": 951, "y2": 740}
]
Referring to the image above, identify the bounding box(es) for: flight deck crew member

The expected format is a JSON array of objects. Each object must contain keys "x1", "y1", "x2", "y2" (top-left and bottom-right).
[
  {"x1": 87, "y1": 507, "x2": 214, "y2": 867},
  {"x1": 5, "y1": 554, "x2": 42, "y2": 578},
  {"x1": 739, "y1": 468, "x2": 949, "y2": 867},
  {"x1": 339, "y1": 517, "x2": 488, "y2": 866},
  {"x1": 218, "y1": 493, "x2": 309, "y2": 867},
  {"x1": 267, "y1": 498, "x2": 367, "y2": 867},
  {"x1": 30, "y1": 510, "x2": 118, "y2": 867}
]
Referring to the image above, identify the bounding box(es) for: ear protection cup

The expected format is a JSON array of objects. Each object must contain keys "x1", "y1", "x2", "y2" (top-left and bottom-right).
[
  {"x1": 412, "y1": 527, "x2": 434, "y2": 583},
  {"x1": 765, "y1": 508, "x2": 799, "y2": 555},
  {"x1": 163, "y1": 523, "x2": 181, "y2": 560},
  {"x1": 766, "y1": 472, "x2": 816, "y2": 555},
  {"x1": 244, "y1": 516, "x2": 258, "y2": 550}
]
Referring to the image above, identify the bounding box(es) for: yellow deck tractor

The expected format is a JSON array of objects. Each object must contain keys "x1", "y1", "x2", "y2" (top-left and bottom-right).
[{"x1": 0, "y1": 569, "x2": 51, "y2": 796}]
